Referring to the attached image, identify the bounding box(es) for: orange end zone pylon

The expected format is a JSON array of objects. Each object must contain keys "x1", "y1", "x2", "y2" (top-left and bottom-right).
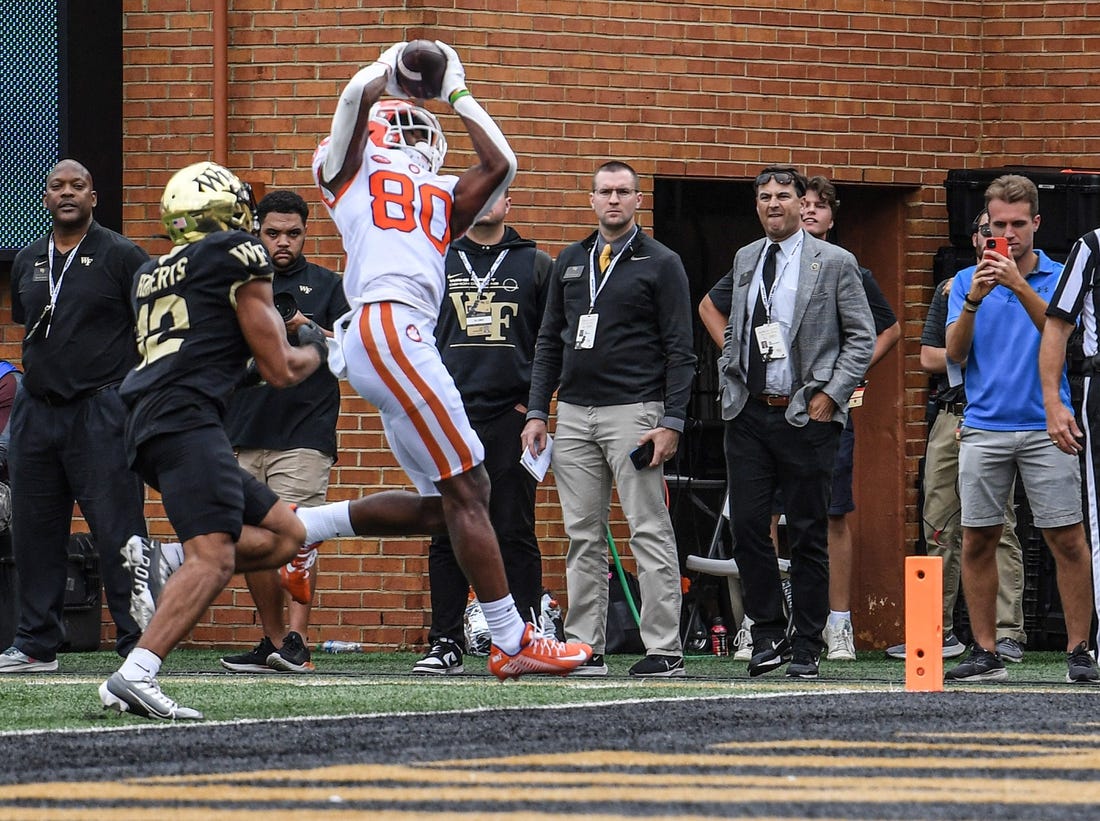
[{"x1": 905, "y1": 556, "x2": 944, "y2": 692}]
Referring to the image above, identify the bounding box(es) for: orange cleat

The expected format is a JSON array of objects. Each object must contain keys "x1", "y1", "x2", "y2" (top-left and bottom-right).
[
  {"x1": 279, "y1": 541, "x2": 319, "y2": 604},
  {"x1": 487, "y1": 623, "x2": 593, "y2": 681}
]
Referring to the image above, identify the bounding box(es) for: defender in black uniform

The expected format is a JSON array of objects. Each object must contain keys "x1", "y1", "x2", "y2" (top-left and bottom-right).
[
  {"x1": 98, "y1": 162, "x2": 327, "y2": 720},
  {"x1": 1, "y1": 159, "x2": 149, "y2": 674}
]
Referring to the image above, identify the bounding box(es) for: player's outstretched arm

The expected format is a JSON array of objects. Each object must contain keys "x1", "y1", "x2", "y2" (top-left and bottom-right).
[
  {"x1": 319, "y1": 42, "x2": 407, "y2": 193},
  {"x1": 435, "y1": 41, "x2": 517, "y2": 238},
  {"x1": 236, "y1": 279, "x2": 325, "y2": 388}
]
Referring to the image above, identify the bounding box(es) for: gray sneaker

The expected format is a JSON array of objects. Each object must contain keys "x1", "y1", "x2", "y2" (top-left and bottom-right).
[
  {"x1": 0, "y1": 646, "x2": 58, "y2": 673},
  {"x1": 885, "y1": 631, "x2": 966, "y2": 660},
  {"x1": 99, "y1": 671, "x2": 203, "y2": 720},
  {"x1": 122, "y1": 536, "x2": 177, "y2": 630},
  {"x1": 995, "y1": 637, "x2": 1024, "y2": 663},
  {"x1": 1066, "y1": 642, "x2": 1100, "y2": 683}
]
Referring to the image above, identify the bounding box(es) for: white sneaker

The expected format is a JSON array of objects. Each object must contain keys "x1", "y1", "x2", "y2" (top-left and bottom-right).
[
  {"x1": 99, "y1": 671, "x2": 203, "y2": 720},
  {"x1": 0, "y1": 646, "x2": 58, "y2": 673},
  {"x1": 122, "y1": 536, "x2": 178, "y2": 631},
  {"x1": 732, "y1": 616, "x2": 754, "y2": 661},
  {"x1": 824, "y1": 619, "x2": 856, "y2": 661}
]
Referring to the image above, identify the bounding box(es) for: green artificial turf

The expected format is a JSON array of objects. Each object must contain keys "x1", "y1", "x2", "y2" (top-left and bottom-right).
[{"x1": 0, "y1": 648, "x2": 1078, "y2": 733}]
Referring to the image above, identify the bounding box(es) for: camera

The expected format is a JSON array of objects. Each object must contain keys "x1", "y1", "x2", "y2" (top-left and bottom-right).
[{"x1": 274, "y1": 292, "x2": 298, "y2": 322}]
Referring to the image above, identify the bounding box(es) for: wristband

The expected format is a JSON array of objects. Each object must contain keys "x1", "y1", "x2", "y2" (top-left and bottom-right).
[
  {"x1": 963, "y1": 291, "x2": 982, "y2": 308},
  {"x1": 962, "y1": 301, "x2": 979, "y2": 314},
  {"x1": 448, "y1": 88, "x2": 471, "y2": 106}
]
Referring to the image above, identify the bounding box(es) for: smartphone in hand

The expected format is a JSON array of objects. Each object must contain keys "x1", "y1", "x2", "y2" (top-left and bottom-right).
[
  {"x1": 984, "y1": 236, "x2": 1009, "y2": 257},
  {"x1": 629, "y1": 440, "x2": 655, "y2": 470}
]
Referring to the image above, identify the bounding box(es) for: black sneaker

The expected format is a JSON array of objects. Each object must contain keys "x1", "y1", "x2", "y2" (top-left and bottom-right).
[
  {"x1": 1066, "y1": 642, "x2": 1100, "y2": 683},
  {"x1": 412, "y1": 638, "x2": 464, "y2": 675},
  {"x1": 748, "y1": 637, "x2": 792, "y2": 677},
  {"x1": 267, "y1": 631, "x2": 315, "y2": 673},
  {"x1": 568, "y1": 653, "x2": 608, "y2": 677},
  {"x1": 786, "y1": 651, "x2": 820, "y2": 679},
  {"x1": 945, "y1": 645, "x2": 1008, "y2": 682},
  {"x1": 221, "y1": 637, "x2": 279, "y2": 673},
  {"x1": 628, "y1": 655, "x2": 685, "y2": 677}
]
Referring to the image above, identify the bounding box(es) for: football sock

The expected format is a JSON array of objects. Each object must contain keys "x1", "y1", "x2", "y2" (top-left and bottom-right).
[
  {"x1": 479, "y1": 594, "x2": 526, "y2": 655},
  {"x1": 120, "y1": 647, "x2": 163, "y2": 681},
  {"x1": 295, "y1": 501, "x2": 353, "y2": 543}
]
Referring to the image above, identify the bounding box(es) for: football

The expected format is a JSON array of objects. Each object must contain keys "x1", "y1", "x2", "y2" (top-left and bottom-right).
[{"x1": 395, "y1": 40, "x2": 447, "y2": 100}]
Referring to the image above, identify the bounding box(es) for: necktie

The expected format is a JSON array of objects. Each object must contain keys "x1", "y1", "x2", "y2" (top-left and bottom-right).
[
  {"x1": 599, "y1": 243, "x2": 613, "y2": 273},
  {"x1": 746, "y1": 243, "x2": 781, "y2": 395}
]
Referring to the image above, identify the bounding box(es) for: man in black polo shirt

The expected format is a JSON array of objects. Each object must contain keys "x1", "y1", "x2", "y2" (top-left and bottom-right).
[
  {"x1": 219, "y1": 190, "x2": 349, "y2": 674},
  {"x1": 522, "y1": 160, "x2": 697, "y2": 678},
  {"x1": 1, "y1": 159, "x2": 150, "y2": 673}
]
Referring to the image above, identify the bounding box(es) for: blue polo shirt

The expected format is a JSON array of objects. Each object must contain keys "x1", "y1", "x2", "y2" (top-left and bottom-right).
[{"x1": 946, "y1": 250, "x2": 1070, "y2": 431}]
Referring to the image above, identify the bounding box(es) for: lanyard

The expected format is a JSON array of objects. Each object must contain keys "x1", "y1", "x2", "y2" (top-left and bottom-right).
[
  {"x1": 587, "y1": 227, "x2": 638, "y2": 311},
  {"x1": 457, "y1": 249, "x2": 509, "y2": 299},
  {"x1": 758, "y1": 237, "x2": 802, "y2": 321},
  {"x1": 42, "y1": 233, "x2": 87, "y2": 338}
]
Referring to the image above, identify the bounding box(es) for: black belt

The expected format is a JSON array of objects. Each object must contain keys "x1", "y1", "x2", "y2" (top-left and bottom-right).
[
  {"x1": 32, "y1": 382, "x2": 119, "y2": 407},
  {"x1": 750, "y1": 393, "x2": 790, "y2": 408},
  {"x1": 937, "y1": 400, "x2": 965, "y2": 415}
]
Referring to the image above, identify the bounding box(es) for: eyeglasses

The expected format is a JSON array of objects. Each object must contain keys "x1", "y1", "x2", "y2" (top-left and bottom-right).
[{"x1": 593, "y1": 188, "x2": 636, "y2": 199}]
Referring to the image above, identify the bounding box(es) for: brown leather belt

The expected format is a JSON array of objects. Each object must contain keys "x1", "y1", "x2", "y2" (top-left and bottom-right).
[{"x1": 751, "y1": 393, "x2": 790, "y2": 408}]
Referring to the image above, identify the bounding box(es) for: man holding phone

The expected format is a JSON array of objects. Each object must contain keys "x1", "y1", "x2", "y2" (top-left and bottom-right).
[
  {"x1": 522, "y1": 161, "x2": 696, "y2": 677},
  {"x1": 944, "y1": 174, "x2": 1098, "y2": 683}
]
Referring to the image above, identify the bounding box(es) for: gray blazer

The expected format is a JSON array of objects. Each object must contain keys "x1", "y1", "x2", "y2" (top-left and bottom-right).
[{"x1": 718, "y1": 230, "x2": 875, "y2": 426}]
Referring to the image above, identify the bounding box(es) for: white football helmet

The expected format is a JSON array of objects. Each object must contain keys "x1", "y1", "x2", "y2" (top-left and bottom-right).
[
  {"x1": 368, "y1": 99, "x2": 447, "y2": 173},
  {"x1": 160, "y1": 161, "x2": 256, "y2": 245}
]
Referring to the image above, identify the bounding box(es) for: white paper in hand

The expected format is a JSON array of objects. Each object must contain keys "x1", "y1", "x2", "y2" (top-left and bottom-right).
[{"x1": 520, "y1": 434, "x2": 553, "y2": 482}]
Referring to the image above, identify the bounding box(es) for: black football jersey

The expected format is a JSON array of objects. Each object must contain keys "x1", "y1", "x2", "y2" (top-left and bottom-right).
[{"x1": 120, "y1": 230, "x2": 273, "y2": 441}]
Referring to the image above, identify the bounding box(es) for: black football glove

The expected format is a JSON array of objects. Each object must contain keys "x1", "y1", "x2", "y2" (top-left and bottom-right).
[{"x1": 295, "y1": 320, "x2": 329, "y2": 362}]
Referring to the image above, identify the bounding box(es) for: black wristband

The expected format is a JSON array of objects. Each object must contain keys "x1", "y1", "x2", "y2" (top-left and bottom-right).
[{"x1": 964, "y1": 292, "x2": 982, "y2": 308}]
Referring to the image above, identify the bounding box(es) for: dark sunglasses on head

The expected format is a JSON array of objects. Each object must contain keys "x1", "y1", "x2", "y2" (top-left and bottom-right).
[{"x1": 755, "y1": 171, "x2": 805, "y2": 194}]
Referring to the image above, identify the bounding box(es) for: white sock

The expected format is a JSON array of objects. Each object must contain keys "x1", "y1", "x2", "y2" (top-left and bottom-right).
[
  {"x1": 295, "y1": 501, "x2": 353, "y2": 543},
  {"x1": 161, "y1": 541, "x2": 184, "y2": 571},
  {"x1": 119, "y1": 647, "x2": 162, "y2": 681},
  {"x1": 479, "y1": 594, "x2": 526, "y2": 655},
  {"x1": 827, "y1": 610, "x2": 851, "y2": 629}
]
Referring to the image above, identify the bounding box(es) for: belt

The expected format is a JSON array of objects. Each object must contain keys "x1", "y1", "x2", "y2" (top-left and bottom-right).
[
  {"x1": 937, "y1": 400, "x2": 965, "y2": 415},
  {"x1": 751, "y1": 393, "x2": 790, "y2": 408},
  {"x1": 32, "y1": 382, "x2": 119, "y2": 407}
]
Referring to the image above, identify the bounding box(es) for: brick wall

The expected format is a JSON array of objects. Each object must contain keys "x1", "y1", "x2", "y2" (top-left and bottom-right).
[{"x1": 62, "y1": 0, "x2": 1100, "y2": 650}]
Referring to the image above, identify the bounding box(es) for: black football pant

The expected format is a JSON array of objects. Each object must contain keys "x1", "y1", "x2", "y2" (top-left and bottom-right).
[
  {"x1": 9, "y1": 388, "x2": 147, "y2": 660},
  {"x1": 427, "y1": 406, "x2": 542, "y2": 648}
]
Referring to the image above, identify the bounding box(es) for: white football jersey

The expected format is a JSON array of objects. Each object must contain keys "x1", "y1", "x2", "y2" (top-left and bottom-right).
[{"x1": 313, "y1": 137, "x2": 459, "y2": 317}]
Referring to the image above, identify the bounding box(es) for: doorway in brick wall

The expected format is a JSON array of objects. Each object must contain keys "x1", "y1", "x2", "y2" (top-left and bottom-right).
[{"x1": 652, "y1": 177, "x2": 910, "y2": 650}]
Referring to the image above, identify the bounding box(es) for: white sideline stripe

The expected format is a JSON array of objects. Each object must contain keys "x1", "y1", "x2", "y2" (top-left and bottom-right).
[{"x1": 0, "y1": 686, "x2": 874, "y2": 739}]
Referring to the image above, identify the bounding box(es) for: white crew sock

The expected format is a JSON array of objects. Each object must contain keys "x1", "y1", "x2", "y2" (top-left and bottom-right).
[
  {"x1": 479, "y1": 594, "x2": 526, "y2": 655},
  {"x1": 827, "y1": 610, "x2": 851, "y2": 629},
  {"x1": 119, "y1": 647, "x2": 162, "y2": 681},
  {"x1": 161, "y1": 541, "x2": 184, "y2": 571},
  {"x1": 295, "y1": 501, "x2": 354, "y2": 543}
]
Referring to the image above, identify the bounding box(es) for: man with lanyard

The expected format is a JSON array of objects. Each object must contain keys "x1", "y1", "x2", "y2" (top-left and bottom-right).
[
  {"x1": 522, "y1": 160, "x2": 696, "y2": 678},
  {"x1": 1, "y1": 159, "x2": 149, "y2": 673}
]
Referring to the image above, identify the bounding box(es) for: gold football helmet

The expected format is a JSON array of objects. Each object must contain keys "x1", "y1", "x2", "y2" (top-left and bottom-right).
[
  {"x1": 160, "y1": 161, "x2": 256, "y2": 245},
  {"x1": 367, "y1": 100, "x2": 447, "y2": 174}
]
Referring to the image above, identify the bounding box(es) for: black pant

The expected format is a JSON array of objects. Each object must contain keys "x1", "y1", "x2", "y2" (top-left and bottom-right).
[
  {"x1": 427, "y1": 407, "x2": 542, "y2": 647},
  {"x1": 9, "y1": 388, "x2": 147, "y2": 659},
  {"x1": 725, "y1": 399, "x2": 841, "y2": 656}
]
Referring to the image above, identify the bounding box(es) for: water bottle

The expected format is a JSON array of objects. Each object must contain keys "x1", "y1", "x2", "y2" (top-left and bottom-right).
[
  {"x1": 710, "y1": 618, "x2": 729, "y2": 656},
  {"x1": 321, "y1": 640, "x2": 363, "y2": 654}
]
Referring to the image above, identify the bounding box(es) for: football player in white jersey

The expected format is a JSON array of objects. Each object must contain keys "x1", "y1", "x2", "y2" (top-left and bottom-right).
[{"x1": 304, "y1": 41, "x2": 592, "y2": 679}]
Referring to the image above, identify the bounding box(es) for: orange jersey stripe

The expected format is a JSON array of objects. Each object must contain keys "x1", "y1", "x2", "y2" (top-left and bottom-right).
[{"x1": 361, "y1": 304, "x2": 477, "y2": 479}]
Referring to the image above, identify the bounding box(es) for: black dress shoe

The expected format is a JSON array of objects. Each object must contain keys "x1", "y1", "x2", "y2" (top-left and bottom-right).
[
  {"x1": 747, "y1": 638, "x2": 792, "y2": 677},
  {"x1": 786, "y1": 652, "x2": 820, "y2": 679}
]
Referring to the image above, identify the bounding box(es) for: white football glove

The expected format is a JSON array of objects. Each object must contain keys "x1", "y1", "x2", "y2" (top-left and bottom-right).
[
  {"x1": 434, "y1": 40, "x2": 468, "y2": 105},
  {"x1": 375, "y1": 41, "x2": 409, "y2": 99}
]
